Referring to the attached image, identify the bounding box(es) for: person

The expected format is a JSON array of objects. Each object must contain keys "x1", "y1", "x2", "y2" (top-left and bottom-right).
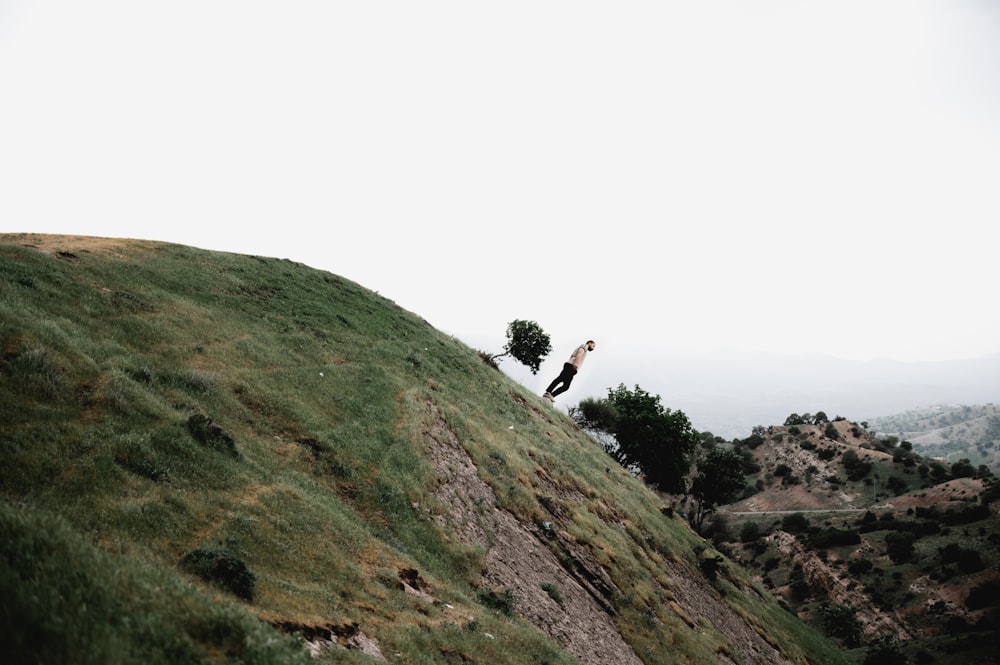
[{"x1": 543, "y1": 340, "x2": 596, "y2": 402}]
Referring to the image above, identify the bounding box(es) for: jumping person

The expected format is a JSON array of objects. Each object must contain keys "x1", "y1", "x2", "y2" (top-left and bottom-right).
[{"x1": 543, "y1": 340, "x2": 595, "y2": 402}]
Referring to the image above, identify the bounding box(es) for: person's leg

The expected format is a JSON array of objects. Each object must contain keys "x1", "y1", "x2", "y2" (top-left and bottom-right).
[
  {"x1": 546, "y1": 363, "x2": 574, "y2": 395},
  {"x1": 550, "y1": 364, "x2": 577, "y2": 397}
]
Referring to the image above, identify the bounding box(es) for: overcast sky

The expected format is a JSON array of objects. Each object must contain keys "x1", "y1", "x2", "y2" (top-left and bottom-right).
[{"x1": 3, "y1": 1, "x2": 999, "y2": 399}]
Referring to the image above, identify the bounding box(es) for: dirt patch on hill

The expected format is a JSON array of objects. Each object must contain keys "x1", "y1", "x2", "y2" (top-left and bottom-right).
[
  {"x1": 3, "y1": 233, "x2": 163, "y2": 258},
  {"x1": 887, "y1": 477, "x2": 984, "y2": 510},
  {"x1": 420, "y1": 401, "x2": 644, "y2": 665}
]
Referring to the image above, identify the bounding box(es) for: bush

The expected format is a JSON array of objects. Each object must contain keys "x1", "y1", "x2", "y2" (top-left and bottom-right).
[
  {"x1": 818, "y1": 603, "x2": 861, "y2": 648},
  {"x1": 809, "y1": 527, "x2": 861, "y2": 548},
  {"x1": 966, "y1": 580, "x2": 1000, "y2": 611},
  {"x1": 180, "y1": 549, "x2": 256, "y2": 601},
  {"x1": 847, "y1": 559, "x2": 874, "y2": 575},
  {"x1": 187, "y1": 414, "x2": 240, "y2": 457},
  {"x1": 842, "y1": 450, "x2": 872, "y2": 481},
  {"x1": 739, "y1": 521, "x2": 762, "y2": 543},
  {"x1": 939, "y1": 543, "x2": 985, "y2": 574},
  {"x1": 885, "y1": 531, "x2": 916, "y2": 564},
  {"x1": 781, "y1": 513, "x2": 810, "y2": 534},
  {"x1": 863, "y1": 636, "x2": 906, "y2": 665},
  {"x1": 477, "y1": 587, "x2": 515, "y2": 616},
  {"x1": 541, "y1": 582, "x2": 563, "y2": 605}
]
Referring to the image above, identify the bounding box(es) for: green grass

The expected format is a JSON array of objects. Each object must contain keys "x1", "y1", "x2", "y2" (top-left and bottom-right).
[
  {"x1": 0, "y1": 502, "x2": 312, "y2": 665},
  {"x1": 0, "y1": 234, "x2": 854, "y2": 664}
]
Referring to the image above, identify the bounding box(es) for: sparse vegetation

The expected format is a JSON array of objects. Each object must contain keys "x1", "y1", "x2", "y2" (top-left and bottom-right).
[{"x1": 718, "y1": 413, "x2": 1000, "y2": 665}]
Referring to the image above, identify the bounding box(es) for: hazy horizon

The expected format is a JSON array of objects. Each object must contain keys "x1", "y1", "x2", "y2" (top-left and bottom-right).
[
  {"x1": 476, "y1": 339, "x2": 1000, "y2": 439},
  {"x1": 3, "y1": 1, "x2": 998, "y2": 370}
]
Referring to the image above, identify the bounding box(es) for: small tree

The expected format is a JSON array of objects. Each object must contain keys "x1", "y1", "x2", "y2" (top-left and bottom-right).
[
  {"x1": 885, "y1": 531, "x2": 916, "y2": 563},
  {"x1": 784, "y1": 413, "x2": 807, "y2": 426},
  {"x1": 487, "y1": 320, "x2": 551, "y2": 374},
  {"x1": 690, "y1": 446, "x2": 747, "y2": 532}
]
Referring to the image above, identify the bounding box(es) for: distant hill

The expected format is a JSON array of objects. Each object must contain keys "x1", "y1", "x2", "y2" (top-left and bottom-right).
[
  {"x1": 869, "y1": 403, "x2": 1000, "y2": 471},
  {"x1": 711, "y1": 417, "x2": 999, "y2": 664},
  {"x1": 1, "y1": 234, "x2": 849, "y2": 665}
]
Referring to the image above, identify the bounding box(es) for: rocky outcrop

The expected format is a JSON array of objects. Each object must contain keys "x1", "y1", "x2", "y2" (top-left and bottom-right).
[{"x1": 770, "y1": 530, "x2": 911, "y2": 641}]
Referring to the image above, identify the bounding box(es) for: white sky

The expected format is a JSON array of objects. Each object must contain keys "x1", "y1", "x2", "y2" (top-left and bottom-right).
[{"x1": 3, "y1": 1, "x2": 999, "y2": 378}]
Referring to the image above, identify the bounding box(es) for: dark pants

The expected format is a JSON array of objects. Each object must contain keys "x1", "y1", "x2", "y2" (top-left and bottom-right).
[{"x1": 546, "y1": 363, "x2": 577, "y2": 397}]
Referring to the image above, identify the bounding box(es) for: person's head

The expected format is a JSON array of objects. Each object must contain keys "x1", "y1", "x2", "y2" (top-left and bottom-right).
[{"x1": 586, "y1": 340, "x2": 596, "y2": 351}]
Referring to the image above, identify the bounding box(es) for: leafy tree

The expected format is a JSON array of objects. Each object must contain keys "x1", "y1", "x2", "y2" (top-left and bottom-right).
[
  {"x1": 781, "y1": 513, "x2": 810, "y2": 534},
  {"x1": 885, "y1": 531, "x2": 916, "y2": 563},
  {"x1": 887, "y1": 476, "x2": 909, "y2": 496},
  {"x1": 928, "y1": 460, "x2": 949, "y2": 482},
  {"x1": 966, "y1": 579, "x2": 1000, "y2": 611},
  {"x1": 487, "y1": 319, "x2": 551, "y2": 374},
  {"x1": 690, "y1": 446, "x2": 746, "y2": 531},
  {"x1": 950, "y1": 458, "x2": 976, "y2": 478},
  {"x1": 577, "y1": 384, "x2": 698, "y2": 494},
  {"x1": 842, "y1": 450, "x2": 872, "y2": 481},
  {"x1": 739, "y1": 521, "x2": 762, "y2": 543},
  {"x1": 784, "y1": 413, "x2": 806, "y2": 426}
]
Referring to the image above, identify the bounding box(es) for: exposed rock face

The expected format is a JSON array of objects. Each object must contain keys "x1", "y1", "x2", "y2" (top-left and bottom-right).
[
  {"x1": 422, "y1": 401, "x2": 796, "y2": 665},
  {"x1": 422, "y1": 402, "x2": 645, "y2": 665},
  {"x1": 770, "y1": 530, "x2": 912, "y2": 642}
]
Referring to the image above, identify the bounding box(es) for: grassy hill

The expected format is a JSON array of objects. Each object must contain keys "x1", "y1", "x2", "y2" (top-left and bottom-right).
[
  {"x1": 0, "y1": 234, "x2": 849, "y2": 665},
  {"x1": 715, "y1": 418, "x2": 999, "y2": 665}
]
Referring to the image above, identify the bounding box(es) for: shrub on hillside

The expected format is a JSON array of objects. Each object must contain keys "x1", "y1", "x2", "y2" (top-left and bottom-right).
[
  {"x1": 817, "y1": 447, "x2": 837, "y2": 461},
  {"x1": 477, "y1": 587, "x2": 515, "y2": 616},
  {"x1": 847, "y1": 558, "x2": 873, "y2": 575},
  {"x1": 885, "y1": 531, "x2": 916, "y2": 564},
  {"x1": 966, "y1": 580, "x2": 1000, "y2": 611},
  {"x1": 187, "y1": 413, "x2": 240, "y2": 458},
  {"x1": 939, "y1": 543, "x2": 985, "y2": 574},
  {"x1": 739, "y1": 521, "x2": 762, "y2": 543},
  {"x1": 180, "y1": 549, "x2": 256, "y2": 601},
  {"x1": 863, "y1": 636, "x2": 906, "y2": 665},
  {"x1": 818, "y1": 603, "x2": 861, "y2": 648},
  {"x1": 842, "y1": 450, "x2": 871, "y2": 481},
  {"x1": 808, "y1": 527, "x2": 861, "y2": 548},
  {"x1": 781, "y1": 513, "x2": 810, "y2": 534}
]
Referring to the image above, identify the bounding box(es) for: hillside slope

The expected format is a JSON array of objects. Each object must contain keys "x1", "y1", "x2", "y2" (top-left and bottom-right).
[
  {"x1": 717, "y1": 419, "x2": 999, "y2": 665},
  {"x1": 0, "y1": 234, "x2": 847, "y2": 665}
]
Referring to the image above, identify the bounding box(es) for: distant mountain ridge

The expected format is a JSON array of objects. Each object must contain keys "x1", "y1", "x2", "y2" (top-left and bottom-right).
[{"x1": 585, "y1": 350, "x2": 1000, "y2": 439}]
